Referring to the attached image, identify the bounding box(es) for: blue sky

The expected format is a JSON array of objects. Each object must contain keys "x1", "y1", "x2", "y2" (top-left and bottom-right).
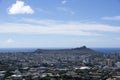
[{"x1": 0, "y1": 0, "x2": 120, "y2": 48}]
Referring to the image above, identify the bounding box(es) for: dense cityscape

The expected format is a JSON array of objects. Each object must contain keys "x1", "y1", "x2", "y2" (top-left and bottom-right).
[{"x1": 0, "y1": 46, "x2": 120, "y2": 80}]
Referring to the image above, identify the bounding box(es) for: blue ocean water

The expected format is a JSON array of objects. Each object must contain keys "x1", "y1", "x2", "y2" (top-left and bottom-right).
[
  {"x1": 92, "y1": 48, "x2": 120, "y2": 53},
  {"x1": 0, "y1": 48, "x2": 36, "y2": 53},
  {"x1": 0, "y1": 48, "x2": 120, "y2": 53}
]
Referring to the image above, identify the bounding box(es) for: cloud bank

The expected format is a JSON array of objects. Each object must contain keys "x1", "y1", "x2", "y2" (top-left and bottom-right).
[
  {"x1": 8, "y1": 0, "x2": 34, "y2": 14},
  {"x1": 0, "y1": 19, "x2": 120, "y2": 36}
]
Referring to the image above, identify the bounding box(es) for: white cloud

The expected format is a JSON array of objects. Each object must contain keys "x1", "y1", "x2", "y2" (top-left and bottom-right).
[
  {"x1": 102, "y1": 16, "x2": 120, "y2": 20},
  {"x1": 8, "y1": 0, "x2": 34, "y2": 14},
  {"x1": 0, "y1": 19, "x2": 120, "y2": 36},
  {"x1": 57, "y1": 7, "x2": 75, "y2": 15},
  {"x1": 62, "y1": 0, "x2": 67, "y2": 4},
  {"x1": 5, "y1": 38, "x2": 14, "y2": 43},
  {"x1": 22, "y1": 18, "x2": 62, "y2": 26}
]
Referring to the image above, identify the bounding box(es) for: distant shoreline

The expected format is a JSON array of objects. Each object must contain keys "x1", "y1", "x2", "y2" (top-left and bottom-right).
[{"x1": 0, "y1": 48, "x2": 120, "y2": 53}]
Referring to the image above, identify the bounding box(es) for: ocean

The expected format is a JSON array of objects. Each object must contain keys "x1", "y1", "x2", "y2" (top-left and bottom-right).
[
  {"x1": 0, "y1": 48, "x2": 36, "y2": 53},
  {"x1": 92, "y1": 48, "x2": 120, "y2": 53},
  {"x1": 0, "y1": 48, "x2": 120, "y2": 53}
]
